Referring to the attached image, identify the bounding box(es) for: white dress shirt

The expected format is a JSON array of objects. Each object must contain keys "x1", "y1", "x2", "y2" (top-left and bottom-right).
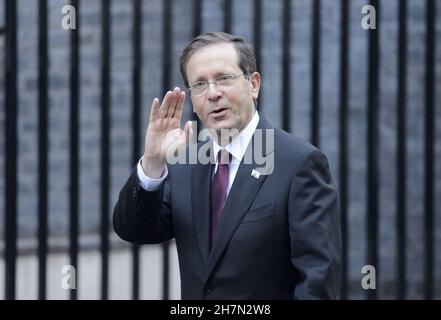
[{"x1": 137, "y1": 110, "x2": 260, "y2": 195}]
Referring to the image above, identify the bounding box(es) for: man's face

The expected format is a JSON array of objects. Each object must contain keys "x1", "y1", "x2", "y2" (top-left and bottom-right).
[{"x1": 186, "y1": 43, "x2": 260, "y2": 136}]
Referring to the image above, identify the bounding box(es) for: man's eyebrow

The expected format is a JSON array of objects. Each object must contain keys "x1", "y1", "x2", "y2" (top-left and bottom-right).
[
  {"x1": 190, "y1": 71, "x2": 235, "y2": 84},
  {"x1": 191, "y1": 76, "x2": 207, "y2": 83}
]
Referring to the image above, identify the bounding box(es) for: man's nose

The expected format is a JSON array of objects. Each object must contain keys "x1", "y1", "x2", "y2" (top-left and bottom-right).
[{"x1": 206, "y1": 82, "x2": 222, "y2": 100}]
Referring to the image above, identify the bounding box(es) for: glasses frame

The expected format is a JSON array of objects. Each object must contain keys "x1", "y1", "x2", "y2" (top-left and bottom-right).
[{"x1": 187, "y1": 73, "x2": 248, "y2": 96}]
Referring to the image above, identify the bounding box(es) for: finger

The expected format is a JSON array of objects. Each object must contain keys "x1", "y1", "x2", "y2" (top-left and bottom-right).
[
  {"x1": 166, "y1": 87, "x2": 181, "y2": 118},
  {"x1": 149, "y1": 98, "x2": 160, "y2": 122},
  {"x1": 172, "y1": 91, "x2": 186, "y2": 120},
  {"x1": 158, "y1": 91, "x2": 172, "y2": 118},
  {"x1": 184, "y1": 121, "x2": 193, "y2": 143}
]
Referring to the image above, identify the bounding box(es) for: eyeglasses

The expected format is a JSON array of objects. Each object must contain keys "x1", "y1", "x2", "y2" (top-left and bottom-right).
[{"x1": 188, "y1": 73, "x2": 247, "y2": 96}]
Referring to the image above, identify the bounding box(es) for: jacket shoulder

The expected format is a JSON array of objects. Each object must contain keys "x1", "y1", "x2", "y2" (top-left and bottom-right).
[{"x1": 274, "y1": 128, "x2": 320, "y2": 160}]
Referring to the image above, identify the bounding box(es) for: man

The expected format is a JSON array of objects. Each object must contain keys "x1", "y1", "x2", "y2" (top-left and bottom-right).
[{"x1": 113, "y1": 32, "x2": 341, "y2": 299}]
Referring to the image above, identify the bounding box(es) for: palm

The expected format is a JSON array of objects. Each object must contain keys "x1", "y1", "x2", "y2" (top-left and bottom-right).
[
  {"x1": 144, "y1": 88, "x2": 192, "y2": 163},
  {"x1": 146, "y1": 117, "x2": 186, "y2": 160}
]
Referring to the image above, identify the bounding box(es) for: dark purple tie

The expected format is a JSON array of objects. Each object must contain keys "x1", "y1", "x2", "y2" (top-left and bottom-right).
[{"x1": 211, "y1": 150, "x2": 230, "y2": 242}]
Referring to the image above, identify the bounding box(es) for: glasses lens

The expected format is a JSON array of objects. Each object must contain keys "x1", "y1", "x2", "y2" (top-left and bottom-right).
[
  {"x1": 190, "y1": 74, "x2": 244, "y2": 96},
  {"x1": 216, "y1": 75, "x2": 234, "y2": 86},
  {"x1": 191, "y1": 82, "x2": 207, "y2": 96}
]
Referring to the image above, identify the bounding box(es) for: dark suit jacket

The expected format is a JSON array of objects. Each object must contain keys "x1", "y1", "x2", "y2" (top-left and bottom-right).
[{"x1": 113, "y1": 115, "x2": 341, "y2": 299}]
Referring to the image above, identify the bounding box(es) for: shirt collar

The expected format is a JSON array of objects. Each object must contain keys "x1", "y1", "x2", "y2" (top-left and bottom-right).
[{"x1": 212, "y1": 110, "x2": 260, "y2": 165}]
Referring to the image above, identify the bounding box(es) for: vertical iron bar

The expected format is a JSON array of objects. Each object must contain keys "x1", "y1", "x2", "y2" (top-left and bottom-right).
[
  {"x1": 38, "y1": 0, "x2": 49, "y2": 300},
  {"x1": 281, "y1": 0, "x2": 291, "y2": 132},
  {"x1": 4, "y1": 0, "x2": 18, "y2": 301},
  {"x1": 253, "y1": 0, "x2": 263, "y2": 110},
  {"x1": 366, "y1": 0, "x2": 379, "y2": 300},
  {"x1": 311, "y1": 0, "x2": 320, "y2": 147},
  {"x1": 223, "y1": 0, "x2": 232, "y2": 34},
  {"x1": 69, "y1": 0, "x2": 80, "y2": 301},
  {"x1": 396, "y1": 0, "x2": 407, "y2": 300},
  {"x1": 339, "y1": 0, "x2": 349, "y2": 300},
  {"x1": 100, "y1": 0, "x2": 111, "y2": 300},
  {"x1": 193, "y1": 0, "x2": 202, "y2": 36},
  {"x1": 192, "y1": 0, "x2": 203, "y2": 130},
  {"x1": 131, "y1": 0, "x2": 142, "y2": 301},
  {"x1": 424, "y1": 0, "x2": 435, "y2": 300},
  {"x1": 162, "y1": 0, "x2": 172, "y2": 300}
]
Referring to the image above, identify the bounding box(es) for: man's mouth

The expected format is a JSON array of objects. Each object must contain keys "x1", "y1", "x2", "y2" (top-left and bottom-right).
[{"x1": 209, "y1": 107, "x2": 229, "y2": 118}]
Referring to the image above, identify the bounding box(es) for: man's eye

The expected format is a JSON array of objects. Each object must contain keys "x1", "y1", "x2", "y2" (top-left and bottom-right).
[
  {"x1": 192, "y1": 82, "x2": 207, "y2": 89},
  {"x1": 217, "y1": 75, "x2": 233, "y2": 81}
]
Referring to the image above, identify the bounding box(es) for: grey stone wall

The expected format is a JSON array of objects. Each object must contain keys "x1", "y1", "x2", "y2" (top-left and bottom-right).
[{"x1": 0, "y1": 0, "x2": 440, "y2": 299}]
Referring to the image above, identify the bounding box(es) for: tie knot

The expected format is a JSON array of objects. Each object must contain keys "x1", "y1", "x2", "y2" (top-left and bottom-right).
[{"x1": 218, "y1": 149, "x2": 231, "y2": 165}]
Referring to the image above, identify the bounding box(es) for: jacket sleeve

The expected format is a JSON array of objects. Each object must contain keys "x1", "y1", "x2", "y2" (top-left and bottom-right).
[
  {"x1": 289, "y1": 149, "x2": 341, "y2": 299},
  {"x1": 113, "y1": 167, "x2": 174, "y2": 244}
]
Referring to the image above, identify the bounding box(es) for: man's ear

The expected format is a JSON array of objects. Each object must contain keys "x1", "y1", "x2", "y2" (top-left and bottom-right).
[{"x1": 250, "y1": 72, "x2": 261, "y2": 102}]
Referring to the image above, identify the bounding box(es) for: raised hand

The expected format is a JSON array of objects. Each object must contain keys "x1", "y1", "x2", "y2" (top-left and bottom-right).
[{"x1": 141, "y1": 87, "x2": 193, "y2": 178}]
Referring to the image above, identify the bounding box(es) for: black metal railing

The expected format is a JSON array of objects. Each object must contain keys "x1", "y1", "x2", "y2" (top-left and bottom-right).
[
  {"x1": 1, "y1": 0, "x2": 438, "y2": 300},
  {"x1": 4, "y1": 0, "x2": 18, "y2": 302},
  {"x1": 424, "y1": 0, "x2": 436, "y2": 301},
  {"x1": 396, "y1": 0, "x2": 407, "y2": 300},
  {"x1": 366, "y1": 0, "x2": 380, "y2": 300},
  {"x1": 38, "y1": 0, "x2": 49, "y2": 301},
  {"x1": 131, "y1": 0, "x2": 142, "y2": 301},
  {"x1": 161, "y1": 0, "x2": 172, "y2": 300},
  {"x1": 100, "y1": 0, "x2": 111, "y2": 300},
  {"x1": 339, "y1": 0, "x2": 349, "y2": 300},
  {"x1": 69, "y1": 0, "x2": 80, "y2": 301},
  {"x1": 282, "y1": 0, "x2": 291, "y2": 132}
]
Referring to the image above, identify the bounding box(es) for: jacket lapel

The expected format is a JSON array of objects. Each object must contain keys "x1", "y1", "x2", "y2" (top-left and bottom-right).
[
  {"x1": 207, "y1": 116, "x2": 274, "y2": 277},
  {"x1": 191, "y1": 146, "x2": 214, "y2": 268}
]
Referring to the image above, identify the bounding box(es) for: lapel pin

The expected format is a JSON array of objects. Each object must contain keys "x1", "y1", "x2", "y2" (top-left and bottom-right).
[{"x1": 251, "y1": 169, "x2": 261, "y2": 179}]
